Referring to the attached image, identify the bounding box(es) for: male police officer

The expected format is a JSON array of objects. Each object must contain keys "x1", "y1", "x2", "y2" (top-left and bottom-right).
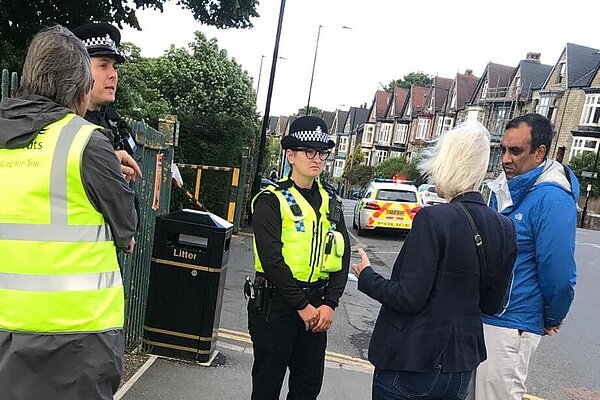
[
  {"x1": 73, "y1": 23, "x2": 137, "y2": 157},
  {"x1": 249, "y1": 116, "x2": 350, "y2": 399},
  {"x1": 0, "y1": 25, "x2": 136, "y2": 399}
]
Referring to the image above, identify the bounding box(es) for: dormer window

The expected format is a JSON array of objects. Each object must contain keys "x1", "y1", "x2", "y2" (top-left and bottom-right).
[
  {"x1": 450, "y1": 88, "x2": 457, "y2": 109},
  {"x1": 481, "y1": 80, "x2": 489, "y2": 98},
  {"x1": 557, "y1": 63, "x2": 566, "y2": 84}
]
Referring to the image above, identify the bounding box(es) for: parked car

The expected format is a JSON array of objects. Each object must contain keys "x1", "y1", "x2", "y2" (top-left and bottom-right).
[
  {"x1": 417, "y1": 184, "x2": 446, "y2": 207},
  {"x1": 353, "y1": 178, "x2": 422, "y2": 236}
]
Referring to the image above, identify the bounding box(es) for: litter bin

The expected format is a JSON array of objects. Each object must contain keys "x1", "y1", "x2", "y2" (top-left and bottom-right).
[{"x1": 143, "y1": 209, "x2": 233, "y2": 362}]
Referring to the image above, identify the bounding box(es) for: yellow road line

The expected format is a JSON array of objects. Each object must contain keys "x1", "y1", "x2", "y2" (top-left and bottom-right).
[
  {"x1": 523, "y1": 395, "x2": 546, "y2": 400},
  {"x1": 217, "y1": 328, "x2": 373, "y2": 370}
]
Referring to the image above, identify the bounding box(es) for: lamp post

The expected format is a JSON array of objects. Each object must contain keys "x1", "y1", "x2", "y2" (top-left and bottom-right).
[
  {"x1": 256, "y1": 55, "x2": 287, "y2": 103},
  {"x1": 305, "y1": 25, "x2": 352, "y2": 116},
  {"x1": 250, "y1": 0, "x2": 287, "y2": 204}
]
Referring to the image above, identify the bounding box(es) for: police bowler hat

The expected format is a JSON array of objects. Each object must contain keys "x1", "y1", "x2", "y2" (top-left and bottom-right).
[
  {"x1": 281, "y1": 116, "x2": 335, "y2": 150},
  {"x1": 72, "y1": 22, "x2": 125, "y2": 63}
]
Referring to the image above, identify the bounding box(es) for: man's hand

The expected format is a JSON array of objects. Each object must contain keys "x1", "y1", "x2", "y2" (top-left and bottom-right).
[
  {"x1": 297, "y1": 304, "x2": 320, "y2": 331},
  {"x1": 116, "y1": 150, "x2": 142, "y2": 183},
  {"x1": 125, "y1": 237, "x2": 136, "y2": 254},
  {"x1": 351, "y1": 248, "x2": 371, "y2": 278},
  {"x1": 312, "y1": 305, "x2": 334, "y2": 332},
  {"x1": 544, "y1": 325, "x2": 561, "y2": 336}
]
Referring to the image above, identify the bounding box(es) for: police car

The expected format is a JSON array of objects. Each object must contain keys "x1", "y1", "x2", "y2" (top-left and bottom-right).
[{"x1": 353, "y1": 178, "x2": 422, "y2": 235}]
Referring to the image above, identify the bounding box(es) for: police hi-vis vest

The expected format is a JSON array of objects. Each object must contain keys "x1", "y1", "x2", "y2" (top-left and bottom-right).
[
  {"x1": 252, "y1": 178, "x2": 344, "y2": 283},
  {"x1": 0, "y1": 114, "x2": 124, "y2": 333}
]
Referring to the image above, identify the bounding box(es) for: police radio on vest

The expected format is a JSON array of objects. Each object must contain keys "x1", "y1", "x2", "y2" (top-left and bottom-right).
[{"x1": 173, "y1": 248, "x2": 197, "y2": 261}]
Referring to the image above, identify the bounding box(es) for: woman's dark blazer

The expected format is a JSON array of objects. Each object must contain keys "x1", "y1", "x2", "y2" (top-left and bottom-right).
[{"x1": 358, "y1": 191, "x2": 516, "y2": 373}]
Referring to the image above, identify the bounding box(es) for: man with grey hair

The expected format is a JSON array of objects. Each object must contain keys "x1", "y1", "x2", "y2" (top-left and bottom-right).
[{"x1": 0, "y1": 25, "x2": 136, "y2": 399}]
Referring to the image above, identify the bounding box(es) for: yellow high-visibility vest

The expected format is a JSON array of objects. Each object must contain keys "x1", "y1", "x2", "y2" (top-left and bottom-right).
[
  {"x1": 0, "y1": 113, "x2": 124, "y2": 333},
  {"x1": 252, "y1": 178, "x2": 343, "y2": 283}
]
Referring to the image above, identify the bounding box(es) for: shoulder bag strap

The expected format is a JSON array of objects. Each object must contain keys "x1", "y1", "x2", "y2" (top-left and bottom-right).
[{"x1": 454, "y1": 202, "x2": 487, "y2": 284}]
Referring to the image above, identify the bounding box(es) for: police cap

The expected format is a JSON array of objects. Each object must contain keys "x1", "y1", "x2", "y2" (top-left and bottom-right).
[
  {"x1": 281, "y1": 116, "x2": 335, "y2": 150},
  {"x1": 72, "y1": 22, "x2": 125, "y2": 63}
]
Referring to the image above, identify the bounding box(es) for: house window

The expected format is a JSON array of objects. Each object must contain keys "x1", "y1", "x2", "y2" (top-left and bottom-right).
[
  {"x1": 389, "y1": 151, "x2": 403, "y2": 158},
  {"x1": 373, "y1": 150, "x2": 387, "y2": 166},
  {"x1": 394, "y1": 124, "x2": 409, "y2": 144},
  {"x1": 557, "y1": 63, "x2": 566, "y2": 84},
  {"x1": 580, "y1": 94, "x2": 600, "y2": 126},
  {"x1": 363, "y1": 125, "x2": 374, "y2": 144},
  {"x1": 415, "y1": 118, "x2": 431, "y2": 140},
  {"x1": 481, "y1": 80, "x2": 489, "y2": 98},
  {"x1": 362, "y1": 151, "x2": 370, "y2": 165},
  {"x1": 450, "y1": 89, "x2": 457, "y2": 109},
  {"x1": 435, "y1": 116, "x2": 454, "y2": 136},
  {"x1": 514, "y1": 76, "x2": 522, "y2": 96},
  {"x1": 493, "y1": 107, "x2": 509, "y2": 135},
  {"x1": 333, "y1": 159, "x2": 345, "y2": 177},
  {"x1": 338, "y1": 136, "x2": 348, "y2": 153},
  {"x1": 537, "y1": 95, "x2": 557, "y2": 123},
  {"x1": 379, "y1": 123, "x2": 392, "y2": 144},
  {"x1": 569, "y1": 137, "x2": 599, "y2": 160}
]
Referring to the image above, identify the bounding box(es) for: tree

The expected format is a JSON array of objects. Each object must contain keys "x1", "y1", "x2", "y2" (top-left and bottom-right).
[
  {"x1": 373, "y1": 155, "x2": 422, "y2": 184},
  {"x1": 115, "y1": 32, "x2": 260, "y2": 217},
  {"x1": 568, "y1": 152, "x2": 600, "y2": 198},
  {"x1": 384, "y1": 71, "x2": 432, "y2": 92},
  {"x1": 295, "y1": 106, "x2": 323, "y2": 116},
  {"x1": 0, "y1": 0, "x2": 259, "y2": 72},
  {"x1": 346, "y1": 165, "x2": 374, "y2": 188}
]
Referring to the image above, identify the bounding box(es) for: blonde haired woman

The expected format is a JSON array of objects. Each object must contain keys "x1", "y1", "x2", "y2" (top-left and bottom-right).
[{"x1": 353, "y1": 122, "x2": 517, "y2": 400}]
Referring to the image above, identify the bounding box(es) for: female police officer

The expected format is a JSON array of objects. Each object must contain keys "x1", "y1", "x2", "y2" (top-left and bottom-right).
[{"x1": 248, "y1": 116, "x2": 350, "y2": 400}]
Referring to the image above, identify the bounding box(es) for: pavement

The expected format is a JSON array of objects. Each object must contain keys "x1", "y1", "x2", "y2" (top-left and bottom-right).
[{"x1": 116, "y1": 231, "x2": 375, "y2": 400}]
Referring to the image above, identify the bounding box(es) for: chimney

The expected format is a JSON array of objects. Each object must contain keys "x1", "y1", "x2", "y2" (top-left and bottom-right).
[
  {"x1": 526, "y1": 52, "x2": 541, "y2": 63},
  {"x1": 465, "y1": 69, "x2": 473, "y2": 76}
]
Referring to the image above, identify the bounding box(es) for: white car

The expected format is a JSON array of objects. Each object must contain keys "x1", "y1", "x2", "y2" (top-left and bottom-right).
[
  {"x1": 353, "y1": 179, "x2": 422, "y2": 235},
  {"x1": 417, "y1": 184, "x2": 446, "y2": 207}
]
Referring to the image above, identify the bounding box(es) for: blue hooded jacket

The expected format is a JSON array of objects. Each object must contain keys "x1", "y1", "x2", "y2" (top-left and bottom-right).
[{"x1": 483, "y1": 160, "x2": 579, "y2": 335}]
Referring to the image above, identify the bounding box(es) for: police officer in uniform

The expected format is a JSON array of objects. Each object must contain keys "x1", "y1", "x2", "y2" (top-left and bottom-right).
[
  {"x1": 248, "y1": 116, "x2": 350, "y2": 400},
  {"x1": 72, "y1": 22, "x2": 136, "y2": 156}
]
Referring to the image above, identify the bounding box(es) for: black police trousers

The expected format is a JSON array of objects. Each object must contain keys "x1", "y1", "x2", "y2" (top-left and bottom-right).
[{"x1": 248, "y1": 291, "x2": 327, "y2": 400}]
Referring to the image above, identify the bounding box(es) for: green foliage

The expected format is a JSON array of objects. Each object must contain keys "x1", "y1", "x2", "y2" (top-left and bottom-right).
[
  {"x1": 342, "y1": 147, "x2": 364, "y2": 178},
  {"x1": 568, "y1": 151, "x2": 600, "y2": 197},
  {"x1": 384, "y1": 71, "x2": 432, "y2": 92},
  {"x1": 0, "y1": 0, "x2": 258, "y2": 71},
  {"x1": 347, "y1": 164, "x2": 374, "y2": 188},
  {"x1": 114, "y1": 32, "x2": 259, "y2": 218},
  {"x1": 265, "y1": 136, "x2": 281, "y2": 172},
  {"x1": 374, "y1": 155, "x2": 422, "y2": 184},
  {"x1": 296, "y1": 106, "x2": 323, "y2": 116}
]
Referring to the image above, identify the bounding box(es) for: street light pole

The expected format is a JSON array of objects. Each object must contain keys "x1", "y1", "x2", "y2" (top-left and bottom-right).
[
  {"x1": 305, "y1": 24, "x2": 323, "y2": 116},
  {"x1": 305, "y1": 25, "x2": 352, "y2": 116},
  {"x1": 250, "y1": 0, "x2": 287, "y2": 203},
  {"x1": 255, "y1": 55, "x2": 265, "y2": 102}
]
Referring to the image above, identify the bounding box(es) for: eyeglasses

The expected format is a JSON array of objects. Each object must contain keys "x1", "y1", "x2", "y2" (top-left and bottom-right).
[{"x1": 293, "y1": 148, "x2": 331, "y2": 161}]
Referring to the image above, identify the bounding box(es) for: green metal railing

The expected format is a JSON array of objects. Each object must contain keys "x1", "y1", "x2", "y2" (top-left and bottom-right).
[
  {"x1": 1, "y1": 69, "x2": 19, "y2": 100},
  {"x1": 121, "y1": 116, "x2": 178, "y2": 350}
]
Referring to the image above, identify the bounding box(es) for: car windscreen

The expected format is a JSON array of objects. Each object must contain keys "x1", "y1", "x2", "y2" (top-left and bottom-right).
[{"x1": 375, "y1": 189, "x2": 417, "y2": 202}]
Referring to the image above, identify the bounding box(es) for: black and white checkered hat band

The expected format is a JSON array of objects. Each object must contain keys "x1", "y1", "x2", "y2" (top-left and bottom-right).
[
  {"x1": 291, "y1": 130, "x2": 329, "y2": 143},
  {"x1": 82, "y1": 34, "x2": 117, "y2": 51}
]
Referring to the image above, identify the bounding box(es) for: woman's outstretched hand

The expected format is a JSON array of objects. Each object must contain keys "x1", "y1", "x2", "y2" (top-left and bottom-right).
[{"x1": 352, "y1": 248, "x2": 371, "y2": 278}]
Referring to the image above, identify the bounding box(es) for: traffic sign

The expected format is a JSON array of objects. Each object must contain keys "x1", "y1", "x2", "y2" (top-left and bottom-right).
[{"x1": 582, "y1": 171, "x2": 597, "y2": 178}]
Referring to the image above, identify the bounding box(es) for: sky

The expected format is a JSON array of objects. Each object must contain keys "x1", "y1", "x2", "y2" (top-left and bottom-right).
[{"x1": 121, "y1": 0, "x2": 600, "y2": 117}]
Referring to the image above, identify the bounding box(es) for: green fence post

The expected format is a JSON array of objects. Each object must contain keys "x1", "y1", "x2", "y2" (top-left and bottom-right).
[
  {"x1": 234, "y1": 147, "x2": 250, "y2": 232},
  {"x1": 1, "y1": 69, "x2": 9, "y2": 100},
  {"x1": 11, "y1": 72, "x2": 19, "y2": 97}
]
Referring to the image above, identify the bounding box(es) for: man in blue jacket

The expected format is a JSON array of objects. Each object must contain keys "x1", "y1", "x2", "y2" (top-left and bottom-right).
[{"x1": 468, "y1": 113, "x2": 578, "y2": 400}]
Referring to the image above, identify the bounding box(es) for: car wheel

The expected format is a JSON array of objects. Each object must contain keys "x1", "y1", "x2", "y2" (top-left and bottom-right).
[
  {"x1": 356, "y1": 215, "x2": 366, "y2": 236},
  {"x1": 352, "y1": 213, "x2": 358, "y2": 229}
]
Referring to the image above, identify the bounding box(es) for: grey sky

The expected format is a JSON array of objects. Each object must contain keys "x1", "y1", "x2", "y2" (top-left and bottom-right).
[{"x1": 122, "y1": 0, "x2": 600, "y2": 117}]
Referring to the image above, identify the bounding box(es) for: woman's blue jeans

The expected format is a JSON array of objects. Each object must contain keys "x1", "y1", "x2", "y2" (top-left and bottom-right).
[{"x1": 372, "y1": 367, "x2": 472, "y2": 400}]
